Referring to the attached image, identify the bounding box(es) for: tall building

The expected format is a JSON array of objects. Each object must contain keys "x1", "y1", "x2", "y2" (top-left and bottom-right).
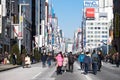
[
  {"x1": 83, "y1": 0, "x2": 113, "y2": 54},
  {"x1": 21, "y1": 0, "x2": 32, "y2": 54},
  {"x1": 34, "y1": 0, "x2": 46, "y2": 49},
  {"x1": 112, "y1": 0, "x2": 120, "y2": 54}
]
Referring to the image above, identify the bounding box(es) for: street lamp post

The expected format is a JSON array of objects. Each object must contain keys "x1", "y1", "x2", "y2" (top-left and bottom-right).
[
  {"x1": 18, "y1": 3, "x2": 29, "y2": 54},
  {"x1": 38, "y1": 0, "x2": 40, "y2": 51}
]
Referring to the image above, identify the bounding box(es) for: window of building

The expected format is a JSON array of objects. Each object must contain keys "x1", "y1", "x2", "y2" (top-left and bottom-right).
[
  {"x1": 98, "y1": 44, "x2": 101, "y2": 46},
  {"x1": 90, "y1": 23, "x2": 93, "y2": 25},
  {"x1": 91, "y1": 35, "x2": 93, "y2": 38},
  {"x1": 102, "y1": 31, "x2": 104, "y2": 34},
  {"x1": 91, "y1": 27, "x2": 93, "y2": 29},
  {"x1": 97, "y1": 23, "x2": 100, "y2": 25},
  {"x1": 95, "y1": 27, "x2": 97, "y2": 29},
  {"x1": 98, "y1": 27, "x2": 100, "y2": 29}
]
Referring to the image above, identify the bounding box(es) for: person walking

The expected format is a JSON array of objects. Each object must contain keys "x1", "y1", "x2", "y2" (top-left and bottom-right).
[
  {"x1": 55, "y1": 52, "x2": 64, "y2": 75},
  {"x1": 41, "y1": 53, "x2": 47, "y2": 67},
  {"x1": 97, "y1": 50, "x2": 104, "y2": 71},
  {"x1": 68, "y1": 52, "x2": 75, "y2": 73},
  {"x1": 78, "y1": 51, "x2": 85, "y2": 70},
  {"x1": 47, "y1": 52, "x2": 52, "y2": 67},
  {"x1": 83, "y1": 52, "x2": 92, "y2": 74},
  {"x1": 63, "y1": 54, "x2": 68, "y2": 72},
  {"x1": 12, "y1": 53, "x2": 17, "y2": 65},
  {"x1": 91, "y1": 50, "x2": 99, "y2": 75},
  {"x1": 115, "y1": 52, "x2": 120, "y2": 67},
  {"x1": 21, "y1": 53, "x2": 25, "y2": 68}
]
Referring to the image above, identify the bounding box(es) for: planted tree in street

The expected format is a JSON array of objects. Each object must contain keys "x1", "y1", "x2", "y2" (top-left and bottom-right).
[{"x1": 10, "y1": 44, "x2": 21, "y2": 65}]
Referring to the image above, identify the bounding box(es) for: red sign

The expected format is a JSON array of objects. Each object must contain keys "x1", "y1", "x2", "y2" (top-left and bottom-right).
[{"x1": 86, "y1": 8, "x2": 95, "y2": 18}]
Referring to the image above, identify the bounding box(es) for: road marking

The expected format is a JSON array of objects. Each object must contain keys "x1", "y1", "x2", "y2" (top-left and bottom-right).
[
  {"x1": 84, "y1": 75, "x2": 92, "y2": 80},
  {"x1": 32, "y1": 72, "x2": 42, "y2": 79}
]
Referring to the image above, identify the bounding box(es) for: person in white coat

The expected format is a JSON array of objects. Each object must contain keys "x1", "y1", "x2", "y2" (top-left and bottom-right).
[{"x1": 63, "y1": 54, "x2": 68, "y2": 72}]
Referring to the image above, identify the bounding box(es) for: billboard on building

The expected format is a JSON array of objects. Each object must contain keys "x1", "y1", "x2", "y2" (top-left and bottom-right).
[
  {"x1": 35, "y1": 35, "x2": 42, "y2": 47},
  {"x1": 14, "y1": 25, "x2": 19, "y2": 37},
  {"x1": 85, "y1": 8, "x2": 95, "y2": 19},
  {"x1": 0, "y1": 5, "x2": 2, "y2": 33},
  {"x1": 84, "y1": 0, "x2": 99, "y2": 8}
]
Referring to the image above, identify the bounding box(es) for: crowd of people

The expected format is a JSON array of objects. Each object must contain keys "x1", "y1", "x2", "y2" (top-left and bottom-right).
[
  {"x1": 0, "y1": 49, "x2": 119, "y2": 74},
  {"x1": 78, "y1": 50, "x2": 105, "y2": 75},
  {"x1": 55, "y1": 51, "x2": 75, "y2": 75},
  {"x1": 78, "y1": 49, "x2": 120, "y2": 75},
  {"x1": 54, "y1": 49, "x2": 120, "y2": 75}
]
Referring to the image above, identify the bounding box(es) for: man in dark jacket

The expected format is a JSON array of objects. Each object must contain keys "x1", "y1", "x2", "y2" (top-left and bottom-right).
[
  {"x1": 83, "y1": 52, "x2": 91, "y2": 74},
  {"x1": 41, "y1": 53, "x2": 47, "y2": 67},
  {"x1": 68, "y1": 52, "x2": 75, "y2": 73},
  {"x1": 91, "y1": 50, "x2": 99, "y2": 75},
  {"x1": 97, "y1": 50, "x2": 104, "y2": 71}
]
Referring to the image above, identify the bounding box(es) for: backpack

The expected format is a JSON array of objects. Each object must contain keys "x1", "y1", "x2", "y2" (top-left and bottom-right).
[
  {"x1": 92, "y1": 54, "x2": 99, "y2": 63},
  {"x1": 93, "y1": 57, "x2": 98, "y2": 62}
]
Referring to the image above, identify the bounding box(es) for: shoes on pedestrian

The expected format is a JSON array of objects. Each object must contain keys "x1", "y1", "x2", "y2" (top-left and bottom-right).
[
  {"x1": 83, "y1": 72, "x2": 88, "y2": 75},
  {"x1": 93, "y1": 72, "x2": 97, "y2": 75},
  {"x1": 98, "y1": 69, "x2": 101, "y2": 71}
]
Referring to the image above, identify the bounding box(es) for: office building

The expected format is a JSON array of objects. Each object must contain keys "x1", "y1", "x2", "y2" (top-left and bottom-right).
[{"x1": 83, "y1": 0, "x2": 113, "y2": 54}]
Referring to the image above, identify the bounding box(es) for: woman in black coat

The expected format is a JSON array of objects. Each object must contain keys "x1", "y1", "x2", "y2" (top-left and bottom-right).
[{"x1": 97, "y1": 50, "x2": 104, "y2": 71}]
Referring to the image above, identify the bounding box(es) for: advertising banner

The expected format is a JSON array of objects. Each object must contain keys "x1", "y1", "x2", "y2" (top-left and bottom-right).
[
  {"x1": 86, "y1": 8, "x2": 95, "y2": 18},
  {"x1": 35, "y1": 35, "x2": 43, "y2": 47},
  {"x1": 14, "y1": 25, "x2": 19, "y2": 37},
  {"x1": 13, "y1": 24, "x2": 23, "y2": 39},
  {"x1": 84, "y1": 0, "x2": 98, "y2": 8}
]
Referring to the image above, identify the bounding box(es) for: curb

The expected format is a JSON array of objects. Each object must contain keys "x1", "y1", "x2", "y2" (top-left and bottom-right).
[{"x1": 0, "y1": 65, "x2": 21, "y2": 72}]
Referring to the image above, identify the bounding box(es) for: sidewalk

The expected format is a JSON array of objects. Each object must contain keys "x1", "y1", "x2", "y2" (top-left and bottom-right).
[
  {"x1": 102, "y1": 62, "x2": 120, "y2": 70},
  {"x1": 0, "y1": 61, "x2": 56, "y2": 72},
  {"x1": 0, "y1": 64, "x2": 20, "y2": 72}
]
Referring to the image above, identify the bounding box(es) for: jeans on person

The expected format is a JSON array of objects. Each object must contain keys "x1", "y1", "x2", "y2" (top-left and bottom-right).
[
  {"x1": 84, "y1": 63, "x2": 89, "y2": 74},
  {"x1": 92, "y1": 63, "x2": 98, "y2": 75},
  {"x1": 57, "y1": 66, "x2": 62, "y2": 75},
  {"x1": 80, "y1": 62, "x2": 84, "y2": 70},
  {"x1": 69, "y1": 63, "x2": 74, "y2": 72}
]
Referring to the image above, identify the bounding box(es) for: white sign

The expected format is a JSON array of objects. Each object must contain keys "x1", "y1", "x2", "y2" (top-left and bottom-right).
[
  {"x1": 35, "y1": 35, "x2": 43, "y2": 47},
  {"x1": 14, "y1": 25, "x2": 19, "y2": 37},
  {"x1": 84, "y1": 0, "x2": 98, "y2": 8},
  {"x1": 1, "y1": 0, "x2": 6, "y2": 16}
]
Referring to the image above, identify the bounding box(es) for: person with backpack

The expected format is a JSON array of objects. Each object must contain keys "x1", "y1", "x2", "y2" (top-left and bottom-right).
[
  {"x1": 91, "y1": 49, "x2": 99, "y2": 75},
  {"x1": 68, "y1": 52, "x2": 75, "y2": 73},
  {"x1": 78, "y1": 51, "x2": 85, "y2": 70}
]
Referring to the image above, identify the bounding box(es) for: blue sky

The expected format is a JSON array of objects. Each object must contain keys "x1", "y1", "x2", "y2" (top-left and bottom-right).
[{"x1": 52, "y1": 0, "x2": 84, "y2": 39}]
